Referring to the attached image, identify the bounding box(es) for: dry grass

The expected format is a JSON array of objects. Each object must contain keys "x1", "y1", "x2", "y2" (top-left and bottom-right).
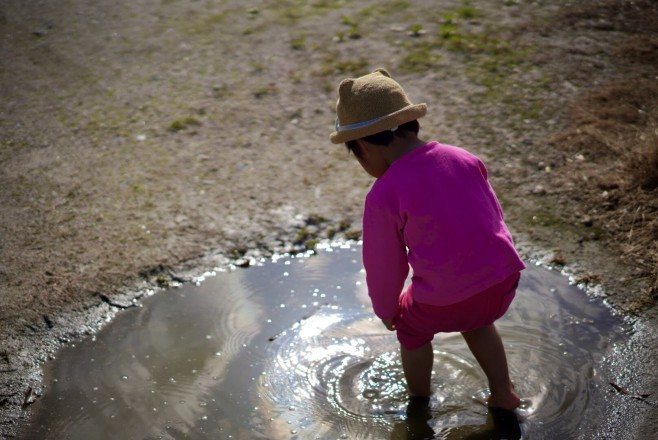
[
  {"x1": 627, "y1": 128, "x2": 658, "y2": 191},
  {"x1": 538, "y1": 0, "x2": 658, "y2": 303},
  {"x1": 547, "y1": 77, "x2": 658, "y2": 303}
]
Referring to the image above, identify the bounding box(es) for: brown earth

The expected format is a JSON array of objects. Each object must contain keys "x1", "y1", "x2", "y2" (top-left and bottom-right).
[{"x1": 1, "y1": 0, "x2": 657, "y2": 438}]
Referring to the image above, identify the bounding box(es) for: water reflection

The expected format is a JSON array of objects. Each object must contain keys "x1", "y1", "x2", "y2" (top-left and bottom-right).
[{"x1": 24, "y1": 243, "x2": 626, "y2": 439}]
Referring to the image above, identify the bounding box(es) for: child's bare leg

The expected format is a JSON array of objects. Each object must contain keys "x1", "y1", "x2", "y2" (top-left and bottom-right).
[
  {"x1": 400, "y1": 342, "x2": 433, "y2": 397},
  {"x1": 461, "y1": 324, "x2": 520, "y2": 410}
]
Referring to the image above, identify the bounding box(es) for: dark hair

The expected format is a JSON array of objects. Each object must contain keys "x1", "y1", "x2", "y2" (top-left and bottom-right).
[{"x1": 345, "y1": 120, "x2": 420, "y2": 157}]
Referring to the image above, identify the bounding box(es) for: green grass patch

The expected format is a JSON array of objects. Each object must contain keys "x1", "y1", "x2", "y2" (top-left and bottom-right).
[
  {"x1": 399, "y1": 41, "x2": 442, "y2": 73},
  {"x1": 252, "y1": 83, "x2": 279, "y2": 98},
  {"x1": 354, "y1": 0, "x2": 411, "y2": 21},
  {"x1": 0, "y1": 138, "x2": 29, "y2": 164},
  {"x1": 314, "y1": 52, "x2": 369, "y2": 77},
  {"x1": 184, "y1": 10, "x2": 233, "y2": 35},
  {"x1": 454, "y1": 1, "x2": 481, "y2": 20},
  {"x1": 290, "y1": 34, "x2": 306, "y2": 50},
  {"x1": 168, "y1": 117, "x2": 201, "y2": 132},
  {"x1": 270, "y1": 0, "x2": 347, "y2": 24},
  {"x1": 408, "y1": 23, "x2": 426, "y2": 37}
]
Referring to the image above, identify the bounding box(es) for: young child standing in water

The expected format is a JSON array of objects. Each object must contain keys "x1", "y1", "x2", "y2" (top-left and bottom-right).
[{"x1": 329, "y1": 68, "x2": 525, "y2": 410}]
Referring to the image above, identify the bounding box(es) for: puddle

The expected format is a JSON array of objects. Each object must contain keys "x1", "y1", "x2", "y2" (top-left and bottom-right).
[{"x1": 24, "y1": 243, "x2": 627, "y2": 439}]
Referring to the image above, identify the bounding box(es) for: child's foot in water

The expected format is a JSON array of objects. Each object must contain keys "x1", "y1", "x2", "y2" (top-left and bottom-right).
[
  {"x1": 489, "y1": 406, "x2": 522, "y2": 440},
  {"x1": 488, "y1": 389, "x2": 521, "y2": 410}
]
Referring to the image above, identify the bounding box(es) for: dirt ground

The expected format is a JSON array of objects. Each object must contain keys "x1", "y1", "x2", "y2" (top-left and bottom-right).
[{"x1": 1, "y1": 0, "x2": 657, "y2": 438}]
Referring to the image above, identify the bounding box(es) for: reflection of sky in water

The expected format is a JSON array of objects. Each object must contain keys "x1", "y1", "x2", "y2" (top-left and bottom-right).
[
  {"x1": 298, "y1": 314, "x2": 342, "y2": 340},
  {"x1": 25, "y1": 243, "x2": 626, "y2": 440}
]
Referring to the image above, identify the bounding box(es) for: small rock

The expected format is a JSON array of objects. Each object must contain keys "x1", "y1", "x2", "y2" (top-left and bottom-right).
[
  {"x1": 591, "y1": 19, "x2": 614, "y2": 31},
  {"x1": 235, "y1": 258, "x2": 251, "y2": 268},
  {"x1": 407, "y1": 29, "x2": 427, "y2": 37},
  {"x1": 23, "y1": 387, "x2": 39, "y2": 407},
  {"x1": 43, "y1": 315, "x2": 54, "y2": 329},
  {"x1": 551, "y1": 253, "x2": 567, "y2": 266},
  {"x1": 531, "y1": 185, "x2": 547, "y2": 195}
]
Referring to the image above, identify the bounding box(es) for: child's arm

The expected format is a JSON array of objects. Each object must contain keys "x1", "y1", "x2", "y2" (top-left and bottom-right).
[{"x1": 362, "y1": 196, "x2": 409, "y2": 321}]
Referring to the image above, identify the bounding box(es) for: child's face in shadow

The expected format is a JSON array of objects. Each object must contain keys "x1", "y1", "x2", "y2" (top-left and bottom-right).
[{"x1": 354, "y1": 140, "x2": 389, "y2": 178}]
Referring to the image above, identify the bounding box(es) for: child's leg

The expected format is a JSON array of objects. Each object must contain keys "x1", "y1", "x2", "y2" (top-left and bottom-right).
[
  {"x1": 400, "y1": 342, "x2": 433, "y2": 397},
  {"x1": 460, "y1": 324, "x2": 520, "y2": 410}
]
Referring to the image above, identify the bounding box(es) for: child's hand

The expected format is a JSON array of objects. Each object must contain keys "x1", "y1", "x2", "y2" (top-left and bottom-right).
[{"x1": 381, "y1": 319, "x2": 396, "y2": 331}]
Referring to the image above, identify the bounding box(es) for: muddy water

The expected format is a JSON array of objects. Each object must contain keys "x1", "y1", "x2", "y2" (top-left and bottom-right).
[{"x1": 25, "y1": 243, "x2": 626, "y2": 439}]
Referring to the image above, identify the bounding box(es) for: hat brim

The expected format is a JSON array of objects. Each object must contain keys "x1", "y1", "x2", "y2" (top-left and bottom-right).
[{"x1": 330, "y1": 103, "x2": 427, "y2": 144}]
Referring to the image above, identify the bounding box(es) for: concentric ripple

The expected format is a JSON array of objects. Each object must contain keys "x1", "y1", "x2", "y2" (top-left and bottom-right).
[{"x1": 25, "y1": 243, "x2": 626, "y2": 440}]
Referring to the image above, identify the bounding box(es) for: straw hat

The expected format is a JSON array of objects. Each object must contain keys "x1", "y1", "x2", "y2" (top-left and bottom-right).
[{"x1": 329, "y1": 68, "x2": 427, "y2": 144}]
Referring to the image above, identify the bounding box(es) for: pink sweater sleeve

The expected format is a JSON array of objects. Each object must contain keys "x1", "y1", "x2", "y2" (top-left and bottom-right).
[{"x1": 362, "y1": 194, "x2": 409, "y2": 320}]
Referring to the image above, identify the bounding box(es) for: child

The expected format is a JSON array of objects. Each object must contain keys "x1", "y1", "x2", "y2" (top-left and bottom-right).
[{"x1": 330, "y1": 68, "x2": 525, "y2": 411}]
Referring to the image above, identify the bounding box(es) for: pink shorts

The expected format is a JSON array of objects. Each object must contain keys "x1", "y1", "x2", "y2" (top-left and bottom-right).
[{"x1": 394, "y1": 272, "x2": 521, "y2": 350}]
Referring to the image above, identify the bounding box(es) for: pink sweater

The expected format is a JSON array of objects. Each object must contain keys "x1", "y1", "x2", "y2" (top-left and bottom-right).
[{"x1": 362, "y1": 141, "x2": 526, "y2": 320}]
